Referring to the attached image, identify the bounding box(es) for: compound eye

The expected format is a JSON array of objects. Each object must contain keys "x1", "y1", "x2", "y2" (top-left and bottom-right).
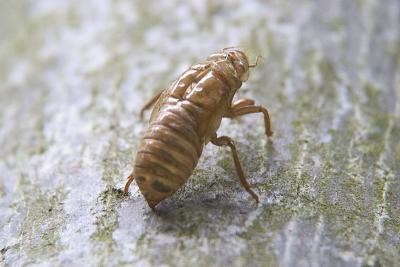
[{"x1": 234, "y1": 60, "x2": 245, "y2": 73}]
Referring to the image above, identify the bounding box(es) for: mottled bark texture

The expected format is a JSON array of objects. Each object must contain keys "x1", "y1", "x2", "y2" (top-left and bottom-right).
[{"x1": 0, "y1": 1, "x2": 399, "y2": 266}]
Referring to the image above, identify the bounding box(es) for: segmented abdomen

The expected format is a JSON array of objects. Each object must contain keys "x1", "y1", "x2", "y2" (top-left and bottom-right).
[{"x1": 132, "y1": 99, "x2": 205, "y2": 207}]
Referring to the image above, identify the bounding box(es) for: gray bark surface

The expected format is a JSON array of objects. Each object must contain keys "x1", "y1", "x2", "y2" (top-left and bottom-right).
[{"x1": 0, "y1": 1, "x2": 399, "y2": 266}]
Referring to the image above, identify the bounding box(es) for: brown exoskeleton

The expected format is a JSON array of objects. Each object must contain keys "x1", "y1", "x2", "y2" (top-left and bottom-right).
[{"x1": 124, "y1": 48, "x2": 273, "y2": 208}]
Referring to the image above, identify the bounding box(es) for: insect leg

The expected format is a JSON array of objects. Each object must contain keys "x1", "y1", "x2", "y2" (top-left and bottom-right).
[
  {"x1": 210, "y1": 134, "x2": 260, "y2": 203},
  {"x1": 222, "y1": 46, "x2": 237, "y2": 51},
  {"x1": 223, "y1": 99, "x2": 254, "y2": 117},
  {"x1": 231, "y1": 98, "x2": 255, "y2": 109},
  {"x1": 229, "y1": 103, "x2": 273, "y2": 137},
  {"x1": 249, "y1": 56, "x2": 263, "y2": 68},
  {"x1": 124, "y1": 173, "x2": 135, "y2": 195},
  {"x1": 139, "y1": 90, "x2": 163, "y2": 120}
]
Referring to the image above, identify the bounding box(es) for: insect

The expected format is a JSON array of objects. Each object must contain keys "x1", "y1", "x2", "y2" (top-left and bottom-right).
[{"x1": 124, "y1": 47, "x2": 273, "y2": 208}]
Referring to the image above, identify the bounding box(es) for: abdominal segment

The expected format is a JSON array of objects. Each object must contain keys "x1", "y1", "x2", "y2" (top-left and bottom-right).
[{"x1": 133, "y1": 103, "x2": 204, "y2": 208}]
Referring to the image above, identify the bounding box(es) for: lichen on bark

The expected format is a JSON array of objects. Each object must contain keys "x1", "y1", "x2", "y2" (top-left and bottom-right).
[{"x1": 1, "y1": 0, "x2": 399, "y2": 266}]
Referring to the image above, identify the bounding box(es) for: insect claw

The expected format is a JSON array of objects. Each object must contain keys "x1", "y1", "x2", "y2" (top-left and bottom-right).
[
  {"x1": 252, "y1": 192, "x2": 260, "y2": 204},
  {"x1": 147, "y1": 199, "x2": 158, "y2": 209}
]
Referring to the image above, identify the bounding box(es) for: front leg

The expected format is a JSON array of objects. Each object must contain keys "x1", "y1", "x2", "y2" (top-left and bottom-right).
[
  {"x1": 210, "y1": 134, "x2": 259, "y2": 203},
  {"x1": 139, "y1": 90, "x2": 163, "y2": 120},
  {"x1": 226, "y1": 98, "x2": 273, "y2": 137}
]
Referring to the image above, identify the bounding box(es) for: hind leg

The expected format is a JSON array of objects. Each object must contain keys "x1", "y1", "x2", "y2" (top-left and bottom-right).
[{"x1": 210, "y1": 134, "x2": 259, "y2": 203}]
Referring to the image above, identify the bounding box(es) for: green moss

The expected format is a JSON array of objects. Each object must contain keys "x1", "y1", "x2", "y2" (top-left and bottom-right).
[
  {"x1": 239, "y1": 211, "x2": 282, "y2": 266},
  {"x1": 86, "y1": 54, "x2": 139, "y2": 261},
  {"x1": 90, "y1": 136, "x2": 131, "y2": 264},
  {"x1": 388, "y1": 123, "x2": 400, "y2": 175},
  {"x1": 217, "y1": 150, "x2": 235, "y2": 173},
  {"x1": 329, "y1": 17, "x2": 344, "y2": 32},
  {"x1": 90, "y1": 187, "x2": 125, "y2": 253},
  {"x1": 0, "y1": 183, "x2": 5, "y2": 198},
  {"x1": 185, "y1": 167, "x2": 221, "y2": 194},
  {"x1": 257, "y1": 42, "x2": 400, "y2": 263},
  {"x1": 16, "y1": 180, "x2": 68, "y2": 261},
  {"x1": 319, "y1": 58, "x2": 339, "y2": 82},
  {"x1": 359, "y1": 82, "x2": 391, "y2": 161},
  {"x1": 126, "y1": 1, "x2": 163, "y2": 45}
]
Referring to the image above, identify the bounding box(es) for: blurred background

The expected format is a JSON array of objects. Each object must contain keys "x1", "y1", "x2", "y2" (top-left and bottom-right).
[{"x1": 0, "y1": 0, "x2": 399, "y2": 266}]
